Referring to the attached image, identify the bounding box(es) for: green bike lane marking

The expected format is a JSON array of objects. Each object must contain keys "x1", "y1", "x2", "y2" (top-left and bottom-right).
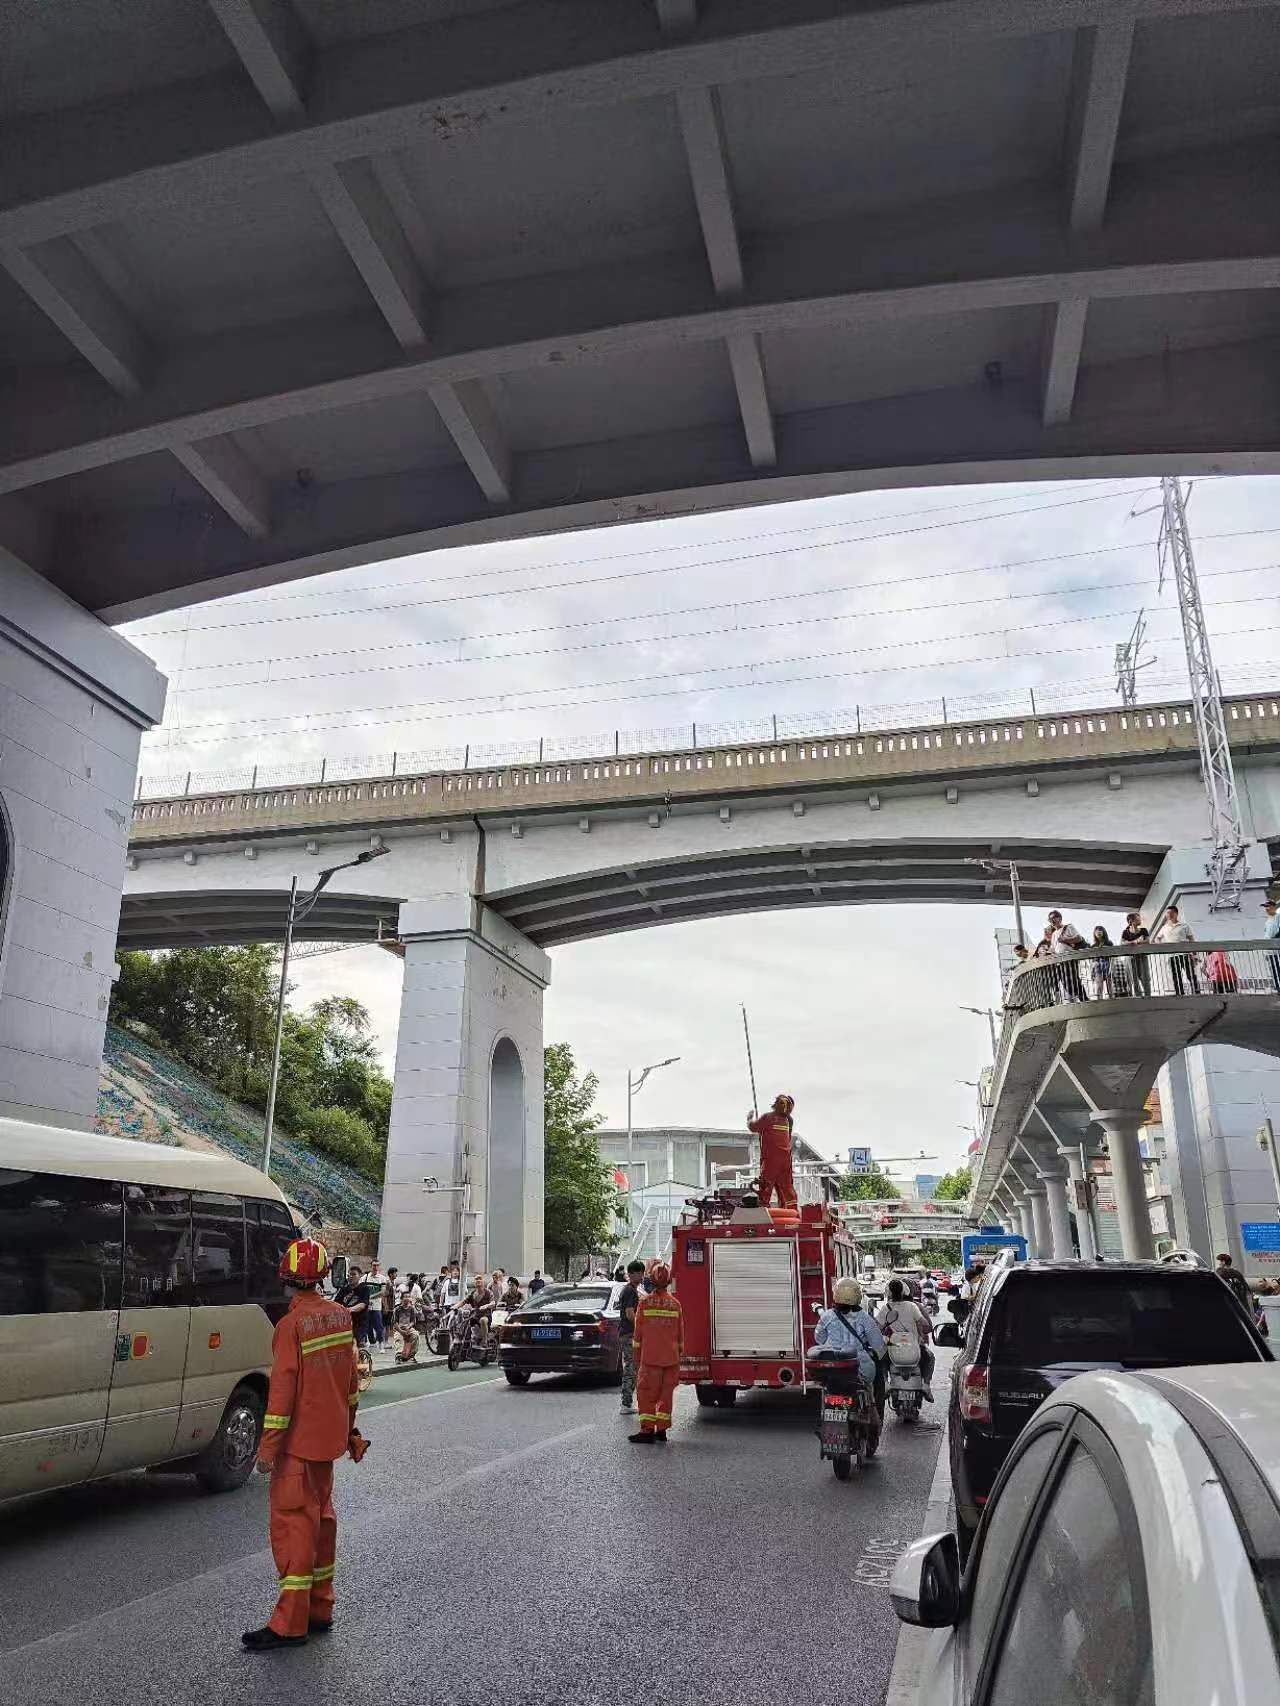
[{"x1": 360, "y1": 1362, "x2": 501, "y2": 1409}]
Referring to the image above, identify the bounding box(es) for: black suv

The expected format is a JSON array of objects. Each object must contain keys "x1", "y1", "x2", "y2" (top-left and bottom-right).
[{"x1": 942, "y1": 1258, "x2": 1271, "y2": 1558}]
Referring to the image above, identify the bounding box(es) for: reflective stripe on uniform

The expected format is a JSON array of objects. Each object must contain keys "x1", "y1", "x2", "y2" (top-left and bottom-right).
[
  {"x1": 642, "y1": 1308, "x2": 680, "y2": 1317},
  {"x1": 277, "y1": 1574, "x2": 313, "y2": 1590},
  {"x1": 301, "y1": 1330, "x2": 354, "y2": 1356},
  {"x1": 313, "y1": 1564, "x2": 335, "y2": 1582},
  {"x1": 263, "y1": 1414, "x2": 291, "y2": 1430},
  {"x1": 348, "y1": 1394, "x2": 359, "y2": 1406}
]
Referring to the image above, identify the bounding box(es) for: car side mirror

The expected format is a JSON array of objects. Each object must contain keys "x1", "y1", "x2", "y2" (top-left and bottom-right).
[
  {"x1": 889, "y1": 1532, "x2": 962, "y2": 1628},
  {"x1": 950, "y1": 1297, "x2": 972, "y2": 1322},
  {"x1": 934, "y1": 1320, "x2": 962, "y2": 1349}
]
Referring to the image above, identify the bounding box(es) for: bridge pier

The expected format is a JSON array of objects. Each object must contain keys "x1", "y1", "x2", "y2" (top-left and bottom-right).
[
  {"x1": 1060, "y1": 1148, "x2": 1097, "y2": 1261},
  {"x1": 378, "y1": 898, "x2": 548, "y2": 1278},
  {"x1": 0, "y1": 564, "x2": 163, "y2": 1127},
  {"x1": 1144, "y1": 847, "x2": 1280, "y2": 1272}
]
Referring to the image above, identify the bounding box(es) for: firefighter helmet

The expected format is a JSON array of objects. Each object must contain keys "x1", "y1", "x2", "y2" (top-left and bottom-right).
[
  {"x1": 649, "y1": 1262, "x2": 672, "y2": 1289},
  {"x1": 773, "y1": 1093, "x2": 795, "y2": 1112},
  {"x1": 278, "y1": 1237, "x2": 330, "y2": 1286}
]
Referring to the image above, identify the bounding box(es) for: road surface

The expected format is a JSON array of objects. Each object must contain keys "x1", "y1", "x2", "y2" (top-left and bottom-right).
[{"x1": 0, "y1": 1358, "x2": 952, "y2": 1706}]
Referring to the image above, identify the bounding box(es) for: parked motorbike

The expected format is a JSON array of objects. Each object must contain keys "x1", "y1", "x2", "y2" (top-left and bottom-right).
[{"x1": 811, "y1": 1354, "x2": 879, "y2": 1481}]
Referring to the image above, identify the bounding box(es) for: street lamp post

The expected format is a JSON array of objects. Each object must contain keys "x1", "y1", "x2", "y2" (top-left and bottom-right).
[
  {"x1": 965, "y1": 856, "x2": 1026, "y2": 947},
  {"x1": 958, "y1": 1004, "x2": 999, "y2": 1057},
  {"x1": 261, "y1": 844, "x2": 390, "y2": 1175},
  {"x1": 625, "y1": 1056, "x2": 681, "y2": 1195}
]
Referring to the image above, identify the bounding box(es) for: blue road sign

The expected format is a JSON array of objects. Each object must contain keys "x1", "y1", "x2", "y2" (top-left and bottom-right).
[
  {"x1": 849, "y1": 1146, "x2": 872, "y2": 1175},
  {"x1": 1241, "y1": 1222, "x2": 1280, "y2": 1253}
]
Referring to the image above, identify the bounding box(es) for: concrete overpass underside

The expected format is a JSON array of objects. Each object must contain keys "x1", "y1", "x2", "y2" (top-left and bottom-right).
[{"x1": 8, "y1": 0, "x2": 1280, "y2": 618}]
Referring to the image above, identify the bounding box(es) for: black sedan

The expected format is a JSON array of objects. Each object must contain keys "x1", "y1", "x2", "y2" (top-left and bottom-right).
[{"x1": 498, "y1": 1284, "x2": 622, "y2": 1385}]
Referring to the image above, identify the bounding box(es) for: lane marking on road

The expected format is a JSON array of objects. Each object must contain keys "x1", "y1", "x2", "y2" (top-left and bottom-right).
[
  {"x1": 0, "y1": 1416, "x2": 595, "y2": 1663},
  {"x1": 883, "y1": 1413, "x2": 955, "y2": 1706}
]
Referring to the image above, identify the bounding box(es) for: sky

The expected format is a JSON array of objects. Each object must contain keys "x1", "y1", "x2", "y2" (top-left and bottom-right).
[{"x1": 121, "y1": 473, "x2": 1280, "y2": 1182}]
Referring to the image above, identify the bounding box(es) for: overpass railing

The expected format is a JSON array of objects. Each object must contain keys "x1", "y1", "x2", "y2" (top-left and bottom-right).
[{"x1": 129, "y1": 692, "x2": 1280, "y2": 840}]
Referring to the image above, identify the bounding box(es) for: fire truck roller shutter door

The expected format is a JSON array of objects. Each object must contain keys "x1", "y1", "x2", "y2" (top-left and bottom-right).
[{"x1": 710, "y1": 1241, "x2": 799, "y2": 1359}]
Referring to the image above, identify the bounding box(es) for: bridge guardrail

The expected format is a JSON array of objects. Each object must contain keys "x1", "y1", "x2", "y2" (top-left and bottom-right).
[{"x1": 129, "y1": 692, "x2": 1280, "y2": 841}]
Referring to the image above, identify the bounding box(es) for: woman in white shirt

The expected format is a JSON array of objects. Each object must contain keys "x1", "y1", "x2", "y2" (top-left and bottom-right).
[{"x1": 874, "y1": 1278, "x2": 935, "y2": 1401}]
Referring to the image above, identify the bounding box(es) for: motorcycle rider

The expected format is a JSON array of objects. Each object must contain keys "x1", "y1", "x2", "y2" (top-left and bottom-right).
[
  {"x1": 811, "y1": 1278, "x2": 887, "y2": 1421},
  {"x1": 921, "y1": 1274, "x2": 939, "y2": 1316},
  {"x1": 875, "y1": 1277, "x2": 936, "y2": 1403}
]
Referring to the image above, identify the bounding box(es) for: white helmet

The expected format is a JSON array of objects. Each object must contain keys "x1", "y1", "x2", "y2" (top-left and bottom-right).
[{"x1": 833, "y1": 1277, "x2": 863, "y2": 1307}]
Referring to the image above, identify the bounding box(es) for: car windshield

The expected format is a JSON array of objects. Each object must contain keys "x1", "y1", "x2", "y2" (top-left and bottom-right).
[
  {"x1": 991, "y1": 1273, "x2": 1262, "y2": 1365},
  {"x1": 520, "y1": 1288, "x2": 610, "y2": 1316}
]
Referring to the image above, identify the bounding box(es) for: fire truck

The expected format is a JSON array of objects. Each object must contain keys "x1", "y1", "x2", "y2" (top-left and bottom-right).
[{"x1": 671, "y1": 1190, "x2": 862, "y2": 1407}]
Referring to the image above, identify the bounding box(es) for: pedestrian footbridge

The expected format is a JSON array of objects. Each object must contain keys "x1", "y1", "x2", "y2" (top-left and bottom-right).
[{"x1": 972, "y1": 939, "x2": 1280, "y2": 1265}]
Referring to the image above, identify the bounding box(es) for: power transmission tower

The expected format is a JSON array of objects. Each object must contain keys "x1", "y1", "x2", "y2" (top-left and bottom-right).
[
  {"x1": 1113, "y1": 609, "x2": 1151, "y2": 708},
  {"x1": 1156, "y1": 475, "x2": 1247, "y2": 910}
]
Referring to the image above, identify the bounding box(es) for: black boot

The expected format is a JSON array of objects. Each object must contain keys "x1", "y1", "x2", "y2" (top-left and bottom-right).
[
  {"x1": 242, "y1": 1627, "x2": 308, "y2": 1651},
  {"x1": 628, "y1": 1430, "x2": 656, "y2": 1443},
  {"x1": 654, "y1": 1431, "x2": 668, "y2": 1442},
  {"x1": 308, "y1": 1620, "x2": 333, "y2": 1635}
]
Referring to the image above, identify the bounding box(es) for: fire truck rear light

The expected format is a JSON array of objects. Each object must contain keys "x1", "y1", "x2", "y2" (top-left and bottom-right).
[{"x1": 960, "y1": 1365, "x2": 991, "y2": 1423}]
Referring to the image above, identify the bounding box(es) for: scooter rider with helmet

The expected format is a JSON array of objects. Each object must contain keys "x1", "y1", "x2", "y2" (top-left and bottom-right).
[
  {"x1": 876, "y1": 1277, "x2": 936, "y2": 1402},
  {"x1": 812, "y1": 1278, "x2": 888, "y2": 1422}
]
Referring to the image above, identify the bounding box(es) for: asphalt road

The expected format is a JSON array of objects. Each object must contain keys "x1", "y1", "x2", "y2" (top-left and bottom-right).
[{"x1": 0, "y1": 1356, "x2": 952, "y2": 1706}]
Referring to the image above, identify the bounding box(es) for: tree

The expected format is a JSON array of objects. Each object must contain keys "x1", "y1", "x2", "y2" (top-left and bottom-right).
[
  {"x1": 543, "y1": 1042, "x2": 614, "y2": 1277},
  {"x1": 932, "y1": 1167, "x2": 972, "y2": 1201},
  {"x1": 833, "y1": 1167, "x2": 901, "y2": 1202}
]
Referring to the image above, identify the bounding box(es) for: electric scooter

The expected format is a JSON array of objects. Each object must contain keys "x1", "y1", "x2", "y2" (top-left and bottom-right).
[{"x1": 811, "y1": 1353, "x2": 879, "y2": 1481}]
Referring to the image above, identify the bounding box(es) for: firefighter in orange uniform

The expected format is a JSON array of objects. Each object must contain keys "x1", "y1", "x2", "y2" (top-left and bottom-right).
[
  {"x1": 748, "y1": 1093, "x2": 798, "y2": 1209},
  {"x1": 242, "y1": 1237, "x2": 366, "y2": 1651},
  {"x1": 629, "y1": 1262, "x2": 683, "y2": 1443}
]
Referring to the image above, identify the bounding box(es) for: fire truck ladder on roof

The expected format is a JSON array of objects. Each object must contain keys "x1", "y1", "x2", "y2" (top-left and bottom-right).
[{"x1": 1154, "y1": 475, "x2": 1248, "y2": 910}]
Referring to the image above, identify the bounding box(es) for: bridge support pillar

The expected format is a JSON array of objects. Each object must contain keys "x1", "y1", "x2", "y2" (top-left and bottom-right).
[
  {"x1": 1143, "y1": 847, "x2": 1280, "y2": 1270},
  {"x1": 1040, "y1": 1169, "x2": 1074, "y2": 1260},
  {"x1": 378, "y1": 898, "x2": 549, "y2": 1277},
  {"x1": 1060, "y1": 1149, "x2": 1097, "y2": 1261},
  {"x1": 1024, "y1": 1182, "x2": 1049, "y2": 1259},
  {"x1": 0, "y1": 565, "x2": 164, "y2": 1126},
  {"x1": 1094, "y1": 1109, "x2": 1156, "y2": 1261}
]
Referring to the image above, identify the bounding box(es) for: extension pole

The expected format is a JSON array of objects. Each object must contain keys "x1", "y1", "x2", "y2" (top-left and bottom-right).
[{"x1": 741, "y1": 1004, "x2": 759, "y2": 1116}]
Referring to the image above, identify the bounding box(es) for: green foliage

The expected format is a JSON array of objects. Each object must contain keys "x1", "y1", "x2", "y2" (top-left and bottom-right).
[
  {"x1": 932, "y1": 1167, "x2": 972, "y2": 1201},
  {"x1": 833, "y1": 1167, "x2": 901, "y2": 1201},
  {"x1": 108, "y1": 946, "x2": 392, "y2": 1184},
  {"x1": 918, "y1": 1239, "x2": 962, "y2": 1269},
  {"x1": 543, "y1": 1042, "x2": 614, "y2": 1275}
]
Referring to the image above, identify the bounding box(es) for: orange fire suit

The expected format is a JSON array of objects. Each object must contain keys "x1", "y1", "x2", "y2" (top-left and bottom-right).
[
  {"x1": 748, "y1": 1111, "x2": 797, "y2": 1208},
  {"x1": 633, "y1": 1288, "x2": 684, "y2": 1435},
  {"x1": 257, "y1": 1290, "x2": 359, "y2": 1637}
]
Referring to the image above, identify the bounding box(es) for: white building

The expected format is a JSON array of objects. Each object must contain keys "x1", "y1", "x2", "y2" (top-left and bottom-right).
[{"x1": 595, "y1": 1124, "x2": 828, "y2": 1198}]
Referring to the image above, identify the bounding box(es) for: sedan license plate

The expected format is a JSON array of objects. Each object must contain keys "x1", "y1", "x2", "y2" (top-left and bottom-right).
[{"x1": 531, "y1": 1326, "x2": 562, "y2": 1341}]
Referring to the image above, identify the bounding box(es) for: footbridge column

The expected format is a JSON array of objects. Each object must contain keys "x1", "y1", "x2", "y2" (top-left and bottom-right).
[
  {"x1": 1040, "y1": 1166, "x2": 1074, "y2": 1260},
  {"x1": 378, "y1": 898, "x2": 549, "y2": 1277},
  {"x1": 1094, "y1": 1109, "x2": 1156, "y2": 1261},
  {"x1": 1060, "y1": 1149, "x2": 1097, "y2": 1262}
]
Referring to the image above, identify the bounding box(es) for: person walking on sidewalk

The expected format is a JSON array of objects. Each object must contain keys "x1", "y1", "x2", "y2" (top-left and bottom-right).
[
  {"x1": 243, "y1": 1238, "x2": 367, "y2": 1651},
  {"x1": 629, "y1": 1263, "x2": 684, "y2": 1443},
  {"x1": 617, "y1": 1259, "x2": 645, "y2": 1415}
]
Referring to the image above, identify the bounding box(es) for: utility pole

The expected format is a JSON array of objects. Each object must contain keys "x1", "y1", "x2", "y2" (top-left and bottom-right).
[
  {"x1": 1113, "y1": 608, "x2": 1152, "y2": 708},
  {"x1": 1156, "y1": 476, "x2": 1247, "y2": 910}
]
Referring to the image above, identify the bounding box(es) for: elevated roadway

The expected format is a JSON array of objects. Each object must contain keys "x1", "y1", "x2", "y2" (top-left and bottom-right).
[{"x1": 6, "y1": 1, "x2": 1280, "y2": 617}]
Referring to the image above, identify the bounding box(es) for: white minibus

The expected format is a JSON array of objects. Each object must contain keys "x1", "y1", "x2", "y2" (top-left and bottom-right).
[{"x1": 1, "y1": 1119, "x2": 297, "y2": 1501}]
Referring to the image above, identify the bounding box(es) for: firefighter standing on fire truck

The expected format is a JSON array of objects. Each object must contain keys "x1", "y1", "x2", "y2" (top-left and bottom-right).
[
  {"x1": 748, "y1": 1092, "x2": 798, "y2": 1209},
  {"x1": 629, "y1": 1263, "x2": 684, "y2": 1443},
  {"x1": 243, "y1": 1237, "x2": 368, "y2": 1651}
]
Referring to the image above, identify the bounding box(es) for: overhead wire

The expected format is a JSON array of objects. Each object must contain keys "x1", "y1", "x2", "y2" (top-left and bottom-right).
[
  {"x1": 169, "y1": 559, "x2": 1280, "y2": 693},
  {"x1": 145, "y1": 614, "x2": 1280, "y2": 745}
]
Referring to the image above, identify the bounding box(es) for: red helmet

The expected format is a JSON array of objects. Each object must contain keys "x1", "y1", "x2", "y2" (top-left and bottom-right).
[
  {"x1": 649, "y1": 1262, "x2": 672, "y2": 1289},
  {"x1": 774, "y1": 1093, "x2": 795, "y2": 1112},
  {"x1": 279, "y1": 1237, "x2": 329, "y2": 1286}
]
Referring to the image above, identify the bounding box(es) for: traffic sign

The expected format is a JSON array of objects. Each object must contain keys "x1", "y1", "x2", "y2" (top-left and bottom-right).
[
  {"x1": 848, "y1": 1146, "x2": 873, "y2": 1175},
  {"x1": 1241, "y1": 1221, "x2": 1280, "y2": 1253}
]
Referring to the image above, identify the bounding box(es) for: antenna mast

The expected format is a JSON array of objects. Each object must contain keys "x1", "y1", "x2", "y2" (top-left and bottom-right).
[{"x1": 1156, "y1": 475, "x2": 1246, "y2": 910}]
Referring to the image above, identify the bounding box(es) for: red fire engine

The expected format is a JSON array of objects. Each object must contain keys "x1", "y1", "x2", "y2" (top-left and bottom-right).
[{"x1": 671, "y1": 1192, "x2": 862, "y2": 1407}]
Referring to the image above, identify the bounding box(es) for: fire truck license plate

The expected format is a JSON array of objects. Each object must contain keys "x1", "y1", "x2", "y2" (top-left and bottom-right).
[{"x1": 531, "y1": 1327, "x2": 561, "y2": 1340}]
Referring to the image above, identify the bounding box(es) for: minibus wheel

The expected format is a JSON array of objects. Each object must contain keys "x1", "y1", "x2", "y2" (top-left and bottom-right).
[{"x1": 194, "y1": 1383, "x2": 264, "y2": 1492}]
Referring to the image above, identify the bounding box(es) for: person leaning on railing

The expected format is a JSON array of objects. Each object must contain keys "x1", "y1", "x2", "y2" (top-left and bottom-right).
[{"x1": 1264, "y1": 899, "x2": 1280, "y2": 993}]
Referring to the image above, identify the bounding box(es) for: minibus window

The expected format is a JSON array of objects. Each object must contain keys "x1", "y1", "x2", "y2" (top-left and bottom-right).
[
  {"x1": 247, "y1": 1199, "x2": 296, "y2": 1307},
  {"x1": 191, "y1": 1193, "x2": 246, "y2": 1306},
  {"x1": 123, "y1": 1186, "x2": 191, "y2": 1307},
  {"x1": 0, "y1": 1170, "x2": 122, "y2": 1315}
]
